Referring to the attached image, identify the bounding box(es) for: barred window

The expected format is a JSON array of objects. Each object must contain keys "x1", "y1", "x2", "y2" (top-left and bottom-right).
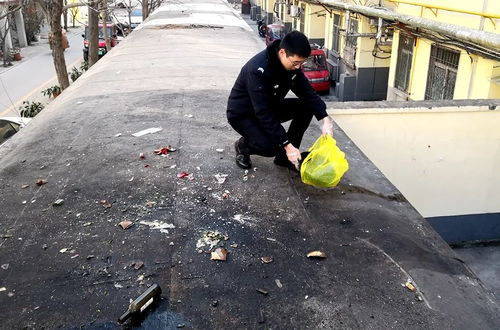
[
  {"x1": 331, "y1": 14, "x2": 341, "y2": 53},
  {"x1": 300, "y1": 4, "x2": 306, "y2": 33},
  {"x1": 394, "y1": 33, "x2": 414, "y2": 92},
  {"x1": 425, "y1": 45, "x2": 460, "y2": 100}
]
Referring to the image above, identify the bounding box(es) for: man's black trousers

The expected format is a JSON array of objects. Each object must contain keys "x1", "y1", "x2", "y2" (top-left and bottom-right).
[{"x1": 228, "y1": 98, "x2": 313, "y2": 158}]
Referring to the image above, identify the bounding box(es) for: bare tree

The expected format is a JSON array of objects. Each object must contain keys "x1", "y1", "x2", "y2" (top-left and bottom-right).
[
  {"x1": 139, "y1": 0, "x2": 162, "y2": 21},
  {"x1": 87, "y1": 0, "x2": 99, "y2": 66},
  {"x1": 0, "y1": 2, "x2": 25, "y2": 67},
  {"x1": 34, "y1": 0, "x2": 70, "y2": 89}
]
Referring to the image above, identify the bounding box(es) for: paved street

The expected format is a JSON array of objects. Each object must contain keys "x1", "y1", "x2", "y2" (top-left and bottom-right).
[{"x1": 0, "y1": 26, "x2": 84, "y2": 117}]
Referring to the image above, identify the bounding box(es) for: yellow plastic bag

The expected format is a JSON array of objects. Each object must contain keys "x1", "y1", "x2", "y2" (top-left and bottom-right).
[{"x1": 300, "y1": 135, "x2": 349, "y2": 188}]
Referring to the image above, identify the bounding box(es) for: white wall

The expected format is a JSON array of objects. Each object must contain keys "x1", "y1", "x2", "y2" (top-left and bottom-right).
[{"x1": 330, "y1": 105, "x2": 500, "y2": 218}]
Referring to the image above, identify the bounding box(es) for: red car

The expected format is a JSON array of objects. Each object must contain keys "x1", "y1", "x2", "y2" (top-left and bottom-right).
[
  {"x1": 302, "y1": 46, "x2": 330, "y2": 93},
  {"x1": 82, "y1": 23, "x2": 118, "y2": 61}
]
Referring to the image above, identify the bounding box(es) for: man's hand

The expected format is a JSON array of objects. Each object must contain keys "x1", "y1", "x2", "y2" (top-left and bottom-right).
[
  {"x1": 320, "y1": 116, "x2": 334, "y2": 136},
  {"x1": 284, "y1": 143, "x2": 301, "y2": 167}
]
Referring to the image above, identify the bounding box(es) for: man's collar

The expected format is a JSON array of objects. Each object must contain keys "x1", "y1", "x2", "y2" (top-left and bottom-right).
[{"x1": 266, "y1": 40, "x2": 286, "y2": 73}]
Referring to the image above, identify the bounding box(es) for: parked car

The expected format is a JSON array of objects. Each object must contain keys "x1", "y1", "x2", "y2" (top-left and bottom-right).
[
  {"x1": 129, "y1": 8, "x2": 143, "y2": 30},
  {"x1": 0, "y1": 117, "x2": 31, "y2": 146},
  {"x1": 302, "y1": 45, "x2": 330, "y2": 93},
  {"x1": 82, "y1": 23, "x2": 119, "y2": 61}
]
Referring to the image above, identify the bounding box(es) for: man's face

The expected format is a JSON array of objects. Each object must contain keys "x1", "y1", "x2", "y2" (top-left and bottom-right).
[{"x1": 278, "y1": 49, "x2": 307, "y2": 71}]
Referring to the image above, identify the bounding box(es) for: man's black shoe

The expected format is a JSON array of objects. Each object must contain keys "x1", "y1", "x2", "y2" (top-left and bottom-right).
[
  {"x1": 273, "y1": 156, "x2": 299, "y2": 173},
  {"x1": 235, "y1": 141, "x2": 252, "y2": 169}
]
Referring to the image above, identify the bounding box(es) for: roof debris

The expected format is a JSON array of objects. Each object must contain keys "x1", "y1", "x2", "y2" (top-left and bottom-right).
[
  {"x1": 306, "y1": 251, "x2": 327, "y2": 258},
  {"x1": 211, "y1": 248, "x2": 228, "y2": 261},
  {"x1": 36, "y1": 179, "x2": 47, "y2": 186},
  {"x1": 118, "y1": 221, "x2": 134, "y2": 230},
  {"x1": 139, "y1": 220, "x2": 175, "y2": 234},
  {"x1": 261, "y1": 256, "x2": 273, "y2": 264},
  {"x1": 404, "y1": 280, "x2": 417, "y2": 292},
  {"x1": 214, "y1": 173, "x2": 228, "y2": 184},
  {"x1": 132, "y1": 127, "x2": 162, "y2": 137}
]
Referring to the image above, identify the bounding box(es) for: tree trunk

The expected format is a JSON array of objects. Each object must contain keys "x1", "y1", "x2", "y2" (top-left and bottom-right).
[
  {"x1": 88, "y1": 1, "x2": 99, "y2": 67},
  {"x1": 101, "y1": 0, "x2": 110, "y2": 51},
  {"x1": 48, "y1": 2, "x2": 70, "y2": 90},
  {"x1": 142, "y1": 0, "x2": 149, "y2": 21}
]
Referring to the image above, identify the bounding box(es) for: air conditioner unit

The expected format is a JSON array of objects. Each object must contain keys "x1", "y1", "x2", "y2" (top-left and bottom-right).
[{"x1": 290, "y1": 5, "x2": 301, "y2": 17}]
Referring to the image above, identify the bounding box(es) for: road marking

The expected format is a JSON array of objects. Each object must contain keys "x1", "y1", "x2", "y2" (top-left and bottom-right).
[{"x1": 0, "y1": 57, "x2": 83, "y2": 117}]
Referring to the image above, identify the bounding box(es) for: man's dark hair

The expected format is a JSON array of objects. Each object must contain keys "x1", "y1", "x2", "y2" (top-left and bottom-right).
[{"x1": 279, "y1": 31, "x2": 311, "y2": 58}]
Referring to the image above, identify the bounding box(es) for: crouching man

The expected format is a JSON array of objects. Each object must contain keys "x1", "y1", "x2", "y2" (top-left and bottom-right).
[{"x1": 227, "y1": 31, "x2": 333, "y2": 171}]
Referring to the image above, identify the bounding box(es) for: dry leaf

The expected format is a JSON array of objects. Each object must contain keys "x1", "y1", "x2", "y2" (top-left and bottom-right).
[
  {"x1": 36, "y1": 179, "x2": 47, "y2": 186},
  {"x1": 118, "y1": 221, "x2": 134, "y2": 229},
  {"x1": 211, "y1": 247, "x2": 228, "y2": 261},
  {"x1": 260, "y1": 256, "x2": 273, "y2": 264},
  {"x1": 306, "y1": 251, "x2": 327, "y2": 258}
]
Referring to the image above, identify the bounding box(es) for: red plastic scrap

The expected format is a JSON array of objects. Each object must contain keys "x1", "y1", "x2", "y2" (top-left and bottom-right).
[
  {"x1": 177, "y1": 171, "x2": 189, "y2": 178},
  {"x1": 154, "y1": 145, "x2": 177, "y2": 155}
]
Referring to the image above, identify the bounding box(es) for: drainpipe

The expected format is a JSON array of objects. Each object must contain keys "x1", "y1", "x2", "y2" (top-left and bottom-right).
[
  {"x1": 319, "y1": 0, "x2": 500, "y2": 53},
  {"x1": 479, "y1": 0, "x2": 489, "y2": 31}
]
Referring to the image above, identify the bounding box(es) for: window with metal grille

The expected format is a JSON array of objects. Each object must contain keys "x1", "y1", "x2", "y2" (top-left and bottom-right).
[
  {"x1": 331, "y1": 14, "x2": 340, "y2": 53},
  {"x1": 394, "y1": 33, "x2": 414, "y2": 92},
  {"x1": 425, "y1": 45, "x2": 460, "y2": 100}
]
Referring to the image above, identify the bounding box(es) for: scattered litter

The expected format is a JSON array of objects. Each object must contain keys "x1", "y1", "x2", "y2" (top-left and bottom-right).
[
  {"x1": 169, "y1": 242, "x2": 174, "y2": 246},
  {"x1": 196, "y1": 231, "x2": 228, "y2": 250},
  {"x1": 132, "y1": 127, "x2": 162, "y2": 137},
  {"x1": 305, "y1": 295, "x2": 309, "y2": 300},
  {"x1": 266, "y1": 237, "x2": 276, "y2": 242},
  {"x1": 115, "y1": 133, "x2": 122, "y2": 137},
  {"x1": 83, "y1": 222, "x2": 92, "y2": 227},
  {"x1": 275, "y1": 279, "x2": 283, "y2": 288},
  {"x1": 132, "y1": 261, "x2": 144, "y2": 270},
  {"x1": 177, "y1": 171, "x2": 189, "y2": 179},
  {"x1": 154, "y1": 145, "x2": 177, "y2": 155},
  {"x1": 144, "y1": 201, "x2": 156, "y2": 208},
  {"x1": 253, "y1": 167, "x2": 258, "y2": 172},
  {"x1": 1, "y1": 264, "x2": 9, "y2": 270},
  {"x1": 7, "y1": 292, "x2": 14, "y2": 297},
  {"x1": 21, "y1": 184, "x2": 29, "y2": 189},
  {"x1": 416, "y1": 295, "x2": 423, "y2": 302},
  {"x1": 139, "y1": 153, "x2": 145, "y2": 159},
  {"x1": 53, "y1": 199, "x2": 64, "y2": 206},
  {"x1": 256, "y1": 288, "x2": 268, "y2": 296},
  {"x1": 137, "y1": 275, "x2": 145, "y2": 282},
  {"x1": 22, "y1": 200, "x2": 27, "y2": 204},
  {"x1": 0, "y1": 287, "x2": 5, "y2": 292},
  {"x1": 214, "y1": 173, "x2": 228, "y2": 184},
  {"x1": 211, "y1": 247, "x2": 228, "y2": 261},
  {"x1": 222, "y1": 191, "x2": 229, "y2": 199},
  {"x1": 404, "y1": 280, "x2": 417, "y2": 292},
  {"x1": 71, "y1": 254, "x2": 79, "y2": 259},
  {"x1": 233, "y1": 214, "x2": 254, "y2": 226},
  {"x1": 243, "y1": 170, "x2": 248, "y2": 182},
  {"x1": 260, "y1": 256, "x2": 273, "y2": 264},
  {"x1": 114, "y1": 283, "x2": 124, "y2": 289},
  {"x1": 99, "y1": 200, "x2": 112, "y2": 208},
  {"x1": 36, "y1": 179, "x2": 47, "y2": 186},
  {"x1": 59, "y1": 248, "x2": 69, "y2": 253},
  {"x1": 42, "y1": 244, "x2": 48, "y2": 250},
  {"x1": 216, "y1": 148, "x2": 224, "y2": 153},
  {"x1": 139, "y1": 220, "x2": 175, "y2": 234},
  {"x1": 77, "y1": 101, "x2": 83, "y2": 105},
  {"x1": 184, "y1": 114, "x2": 193, "y2": 118},
  {"x1": 118, "y1": 221, "x2": 134, "y2": 229},
  {"x1": 211, "y1": 300, "x2": 218, "y2": 307},
  {"x1": 170, "y1": 164, "x2": 177, "y2": 169},
  {"x1": 129, "y1": 177, "x2": 134, "y2": 182},
  {"x1": 307, "y1": 251, "x2": 327, "y2": 258},
  {"x1": 230, "y1": 243, "x2": 238, "y2": 248},
  {"x1": 86, "y1": 255, "x2": 95, "y2": 260}
]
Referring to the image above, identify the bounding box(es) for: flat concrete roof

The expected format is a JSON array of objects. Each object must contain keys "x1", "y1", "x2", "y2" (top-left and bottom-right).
[{"x1": 0, "y1": 1, "x2": 498, "y2": 328}]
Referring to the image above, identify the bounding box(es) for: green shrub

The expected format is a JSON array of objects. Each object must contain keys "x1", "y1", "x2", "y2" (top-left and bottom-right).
[
  {"x1": 41, "y1": 85, "x2": 61, "y2": 98},
  {"x1": 19, "y1": 101, "x2": 44, "y2": 117}
]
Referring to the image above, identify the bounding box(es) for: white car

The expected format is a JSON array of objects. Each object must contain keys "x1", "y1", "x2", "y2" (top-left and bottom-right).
[{"x1": 0, "y1": 117, "x2": 31, "y2": 146}]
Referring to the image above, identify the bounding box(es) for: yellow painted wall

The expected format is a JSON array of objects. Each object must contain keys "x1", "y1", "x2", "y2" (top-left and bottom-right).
[
  {"x1": 324, "y1": 10, "x2": 344, "y2": 54},
  {"x1": 306, "y1": 4, "x2": 326, "y2": 39},
  {"x1": 356, "y1": 17, "x2": 391, "y2": 68},
  {"x1": 330, "y1": 105, "x2": 500, "y2": 218},
  {"x1": 387, "y1": 31, "x2": 400, "y2": 91},
  {"x1": 406, "y1": 38, "x2": 430, "y2": 100},
  {"x1": 391, "y1": 0, "x2": 500, "y2": 33}
]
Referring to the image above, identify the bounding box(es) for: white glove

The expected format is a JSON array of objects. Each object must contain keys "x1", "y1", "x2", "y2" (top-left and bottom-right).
[
  {"x1": 284, "y1": 144, "x2": 301, "y2": 167},
  {"x1": 320, "y1": 116, "x2": 334, "y2": 136}
]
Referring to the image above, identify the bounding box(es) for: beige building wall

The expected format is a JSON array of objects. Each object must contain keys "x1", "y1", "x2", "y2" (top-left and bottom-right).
[{"x1": 330, "y1": 105, "x2": 500, "y2": 218}]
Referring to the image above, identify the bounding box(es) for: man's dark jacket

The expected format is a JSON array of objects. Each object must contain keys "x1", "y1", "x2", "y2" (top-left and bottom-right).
[{"x1": 227, "y1": 40, "x2": 327, "y2": 147}]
